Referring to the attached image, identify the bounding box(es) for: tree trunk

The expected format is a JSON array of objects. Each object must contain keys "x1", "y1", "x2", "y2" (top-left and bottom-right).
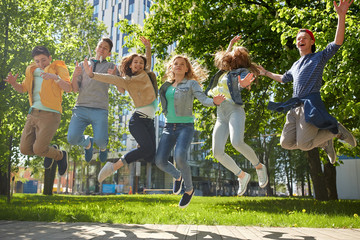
[
  {"x1": 324, "y1": 162, "x2": 338, "y2": 200},
  {"x1": 307, "y1": 172, "x2": 312, "y2": 196},
  {"x1": 43, "y1": 161, "x2": 57, "y2": 195},
  {"x1": 7, "y1": 135, "x2": 13, "y2": 203},
  {"x1": 306, "y1": 148, "x2": 328, "y2": 200}
]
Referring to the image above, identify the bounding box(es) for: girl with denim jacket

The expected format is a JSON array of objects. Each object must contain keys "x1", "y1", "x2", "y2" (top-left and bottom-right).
[
  {"x1": 83, "y1": 37, "x2": 159, "y2": 184},
  {"x1": 156, "y1": 55, "x2": 225, "y2": 208},
  {"x1": 206, "y1": 36, "x2": 268, "y2": 196}
]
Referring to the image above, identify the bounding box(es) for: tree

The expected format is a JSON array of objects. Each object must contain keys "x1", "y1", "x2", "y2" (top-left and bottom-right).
[{"x1": 116, "y1": 0, "x2": 359, "y2": 200}]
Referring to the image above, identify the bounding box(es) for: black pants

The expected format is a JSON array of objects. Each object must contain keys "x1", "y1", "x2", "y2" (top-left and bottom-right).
[{"x1": 123, "y1": 111, "x2": 156, "y2": 164}]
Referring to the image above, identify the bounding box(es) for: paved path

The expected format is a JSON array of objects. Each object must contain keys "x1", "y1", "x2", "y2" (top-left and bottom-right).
[{"x1": 0, "y1": 220, "x2": 359, "y2": 239}]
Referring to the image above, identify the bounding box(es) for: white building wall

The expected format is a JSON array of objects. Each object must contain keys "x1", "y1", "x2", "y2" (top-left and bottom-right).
[{"x1": 336, "y1": 157, "x2": 360, "y2": 199}]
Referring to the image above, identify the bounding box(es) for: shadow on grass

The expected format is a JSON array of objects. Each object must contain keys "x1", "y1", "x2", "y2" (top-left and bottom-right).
[{"x1": 0, "y1": 220, "x2": 318, "y2": 240}]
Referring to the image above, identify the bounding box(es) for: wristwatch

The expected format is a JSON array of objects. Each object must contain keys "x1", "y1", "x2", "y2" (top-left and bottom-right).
[{"x1": 55, "y1": 75, "x2": 61, "y2": 83}]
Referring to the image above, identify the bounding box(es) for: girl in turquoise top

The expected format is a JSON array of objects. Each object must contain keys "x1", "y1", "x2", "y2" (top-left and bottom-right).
[{"x1": 156, "y1": 55, "x2": 225, "y2": 208}]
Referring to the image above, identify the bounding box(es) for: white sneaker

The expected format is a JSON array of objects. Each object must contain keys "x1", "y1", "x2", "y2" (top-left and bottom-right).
[
  {"x1": 256, "y1": 163, "x2": 268, "y2": 188},
  {"x1": 323, "y1": 139, "x2": 336, "y2": 164},
  {"x1": 338, "y1": 123, "x2": 357, "y2": 147},
  {"x1": 237, "y1": 172, "x2": 250, "y2": 196},
  {"x1": 98, "y1": 162, "x2": 114, "y2": 183}
]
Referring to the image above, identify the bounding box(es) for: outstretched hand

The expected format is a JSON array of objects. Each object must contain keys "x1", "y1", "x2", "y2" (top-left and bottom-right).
[
  {"x1": 4, "y1": 72, "x2": 19, "y2": 85},
  {"x1": 40, "y1": 72, "x2": 57, "y2": 80},
  {"x1": 73, "y1": 61, "x2": 82, "y2": 78},
  {"x1": 334, "y1": 0, "x2": 354, "y2": 16},
  {"x1": 213, "y1": 94, "x2": 226, "y2": 106},
  {"x1": 107, "y1": 65, "x2": 117, "y2": 75},
  {"x1": 83, "y1": 58, "x2": 94, "y2": 78},
  {"x1": 257, "y1": 65, "x2": 267, "y2": 76},
  {"x1": 140, "y1": 36, "x2": 151, "y2": 48},
  {"x1": 238, "y1": 73, "x2": 255, "y2": 90},
  {"x1": 230, "y1": 35, "x2": 242, "y2": 45}
]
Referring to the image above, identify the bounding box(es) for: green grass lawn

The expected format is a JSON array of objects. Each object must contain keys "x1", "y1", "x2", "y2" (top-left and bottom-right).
[{"x1": 1, "y1": 194, "x2": 359, "y2": 228}]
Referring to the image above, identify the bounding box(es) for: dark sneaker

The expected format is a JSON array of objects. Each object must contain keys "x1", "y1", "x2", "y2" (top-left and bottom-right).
[
  {"x1": 44, "y1": 144, "x2": 58, "y2": 169},
  {"x1": 323, "y1": 139, "x2": 336, "y2": 164},
  {"x1": 338, "y1": 123, "x2": 357, "y2": 147},
  {"x1": 173, "y1": 176, "x2": 183, "y2": 195},
  {"x1": 237, "y1": 172, "x2": 250, "y2": 196},
  {"x1": 99, "y1": 149, "x2": 108, "y2": 163},
  {"x1": 57, "y1": 150, "x2": 68, "y2": 176},
  {"x1": 179, "y1": 189, "x2": 195, "y2": 208},
  {"x1": 85, "y1": 137, "x2": 94, "y2": 162}
]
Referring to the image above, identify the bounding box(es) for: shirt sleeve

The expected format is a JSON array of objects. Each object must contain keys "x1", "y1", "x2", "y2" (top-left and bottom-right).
[{"x1": 191, "y1": 80, "x2": 214, "y2": 107}]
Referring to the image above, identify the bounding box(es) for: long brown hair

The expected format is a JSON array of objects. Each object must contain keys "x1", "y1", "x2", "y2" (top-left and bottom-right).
[
  {"x1": 163, "y1": 55, "x2": 208, "y2": 85},
  {"x1": 119, "y1": 53, "x2": 147, "y2": 76},
  {"x1": 215, "y1": 46, "x2": 259, "y2": 78}
]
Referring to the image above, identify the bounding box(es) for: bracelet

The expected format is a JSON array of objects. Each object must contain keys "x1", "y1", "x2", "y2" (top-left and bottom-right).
[
  {"x1": 264, "y1": 71, "x2": 269, "y2": 76},
  {"x1": 54, "y1": 75, "x2": 61, "y2": 83}
]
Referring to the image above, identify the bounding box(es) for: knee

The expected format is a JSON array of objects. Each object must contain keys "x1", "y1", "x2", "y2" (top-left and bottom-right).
[
  {"x1": 280, "y1": 137, "x2": 296, "y2": 150},
  {"x1": 213, "y1": 147, "x2": 225, "y2": 160},
  {"x1": 32, "y1": 144, "x2": 48, "y2": 157},
  {"x1": 20, "y1": 145, "x2": 33, "y2": 156},
  {"x1": 67, "y1": 132, "x2": 80, "y2": 145}
]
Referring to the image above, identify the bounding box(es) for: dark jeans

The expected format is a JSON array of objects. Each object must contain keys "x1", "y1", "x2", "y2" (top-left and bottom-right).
[{"x1": 124, "y1": 111, "x2": 156, "y2": 164}]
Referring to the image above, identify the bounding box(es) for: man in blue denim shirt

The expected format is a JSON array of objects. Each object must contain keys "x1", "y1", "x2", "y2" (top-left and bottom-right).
[{"x1": 259, "y1": 0, "x2": 356, "y2": 164}]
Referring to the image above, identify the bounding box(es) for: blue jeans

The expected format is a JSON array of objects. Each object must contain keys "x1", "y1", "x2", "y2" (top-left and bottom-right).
[
  {"x1": 67, "y1": 106, "x2": 108, "y2": 149},
  {"x1": 155, "y1": 123, "x2": 194, "y2": 192},
  {"x1": 124, "y1": 112, "x2": 156, "y2": 164}
]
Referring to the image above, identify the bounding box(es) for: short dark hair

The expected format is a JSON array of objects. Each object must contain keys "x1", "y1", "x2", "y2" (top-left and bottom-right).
[
  {"x1": 101, "y1": 37, "x2": 113, "y2": 52},
  {"x1": 32, "y1": 46, "x2": 51, "y2": 58}
]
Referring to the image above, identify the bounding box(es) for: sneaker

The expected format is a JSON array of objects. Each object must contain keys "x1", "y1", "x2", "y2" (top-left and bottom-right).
[
  {"x1": 338, "y1": 123, "x2": 357, "y2": 147},
  {"x1": 173, "y1": 176, "x2": 184, "y2": 195},
  {"x1": 57, "y1": 150, "x2": 68, "y2": 176},
  {"x1": 43, "y1": 144, "x2": 58, "y2": 169},
  {"x1": 237, "y1": 172, "x2": 250, "y2": 196},
  {"x1": 256, "y1": 163, "x2": 269, "y2": 188},
  {"x1": 323, "y1": 139, "x2": 336, "y2": 164},
  {"x1": 179, "y1": 189, "x2": 195, "y2": 208},
  {"x1": 85, "y1": 137, "x2": 94, "y2": 162},
  {"x1": 99, "y1": 149, "x2": 108, "y2": 163},
  {"x1": 98, "y1": 162, "x2": 115, "y2": 183}
]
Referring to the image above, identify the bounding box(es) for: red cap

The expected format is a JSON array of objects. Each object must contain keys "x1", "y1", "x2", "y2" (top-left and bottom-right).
[{"x1": 304, "y1": 29, "x2": 315, "y2": 42}]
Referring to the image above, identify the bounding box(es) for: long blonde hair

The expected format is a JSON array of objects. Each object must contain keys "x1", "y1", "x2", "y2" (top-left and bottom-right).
[
  {"x1": 214, "y1": 46, "x2": 259, "y2": 78},
  {"x1": 163, "y1": 55, "x2": 208, "y2": 85}
]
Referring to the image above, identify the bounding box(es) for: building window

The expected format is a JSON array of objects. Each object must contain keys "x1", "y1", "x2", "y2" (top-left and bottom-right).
[
  {"x1": 105, "y1": 0, "x2": 109, "y2": 9},
  {"x1": 118, "y1": 3, "x2": 122, "y2": 21},
  {"x1": 93, "y1": 0, "x2": 99, "y2": 19},
  {"x1": 128, "y1": 0, "x2": 134, "y2": 14}
]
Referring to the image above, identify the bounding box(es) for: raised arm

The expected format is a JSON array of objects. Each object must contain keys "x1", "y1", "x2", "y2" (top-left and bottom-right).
[
  {"x1": 3, "y1": 72, "x2": 25, "y2": 93},
  {"x1": 71, "y1": 61, "x2": 83, "y2": 92},
  {"x1": 140, "y1": 36, "x2": 152, "y2": 70},
  {"x1": 226, "y1": 35, "x2": 242, "y2": 52},
  {"x1": 334, "y1": 0, "x2": 353, "y2": 45},
  {"x1": 258, "y1": 65, "x2": 283, "y2": 83}
]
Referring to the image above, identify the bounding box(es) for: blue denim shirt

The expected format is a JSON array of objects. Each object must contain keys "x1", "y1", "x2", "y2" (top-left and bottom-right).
[
  {"x1": 205, "y1": 68, "x2": 249, "y2": 105},
  {"x1": 159, "y1": 79, "x2": 215, "y2": 116},
  {"x1": 268, "y1": 92, "x2": 339, "y2": 134}
]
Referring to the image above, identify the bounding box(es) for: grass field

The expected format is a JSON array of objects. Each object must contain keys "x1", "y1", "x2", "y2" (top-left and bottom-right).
[{"x1": 1, "y1": 194, "x2": 359, "y2": 228}]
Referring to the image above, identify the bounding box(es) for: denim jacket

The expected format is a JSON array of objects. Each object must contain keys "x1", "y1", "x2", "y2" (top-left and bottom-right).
[
  {"x1": 159, "y1": 79, "x2": 215, "y2": 116},
  {"x1": 205, "y1": 68, "x2": 249, "y2": 105}
]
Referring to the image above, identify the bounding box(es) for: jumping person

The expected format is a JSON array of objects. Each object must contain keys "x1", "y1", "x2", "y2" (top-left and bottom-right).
[
  {"x1": 155, "y1": 55, "x2": 225, "y2": 208},
  {"x1": 67, "y1": 37, "x2": 119, "y2": 163},
  {"x1": 206, "y1": 36, "x2": 268, "y2": 196},
  {"x1": 259, "y1": 0, "x2": 356, "y2": 164},
  {"x1": 85, "y1": 37, "x2": 158, "y2": 183},
  {"x1": 4, "y1": 46, "x2": 71, "y2": 176}
]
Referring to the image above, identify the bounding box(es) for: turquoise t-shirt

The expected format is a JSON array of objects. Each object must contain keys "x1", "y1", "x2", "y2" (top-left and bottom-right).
[
  {"x1": 30, "y1": 68, "x2": 59, "y2": 113},
  {"x1": 165, "y1": 85, "x2": 194, "y2": 123}
]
